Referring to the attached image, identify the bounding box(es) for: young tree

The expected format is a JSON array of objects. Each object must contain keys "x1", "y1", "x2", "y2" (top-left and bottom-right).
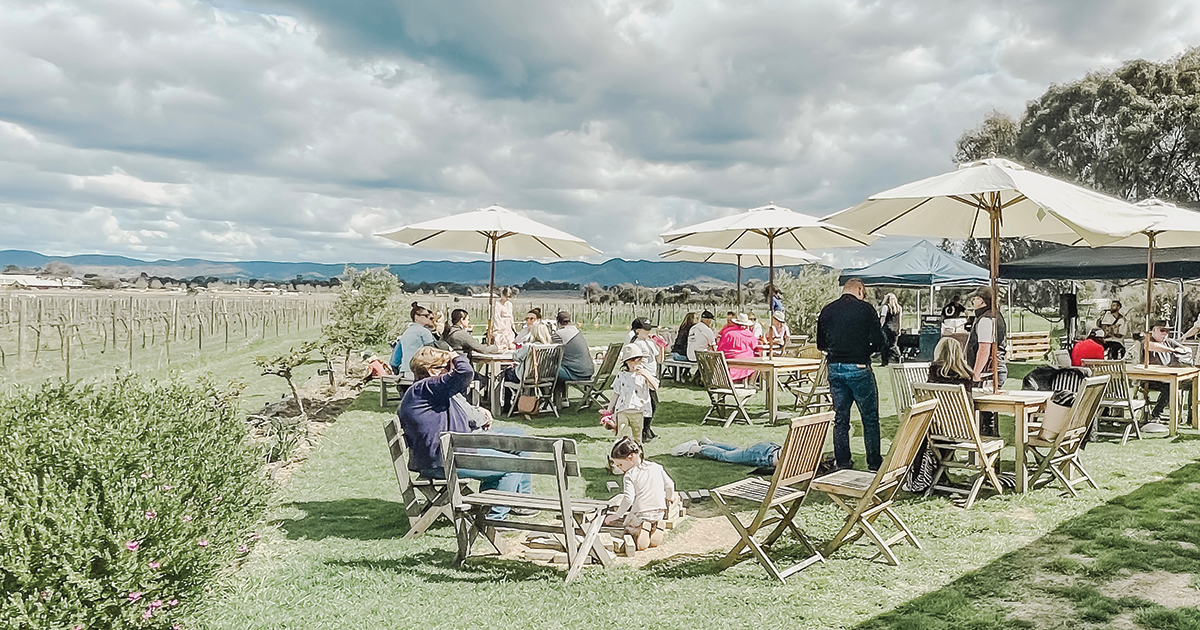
[
  {"x1": 254, "y1": 341, "x2": 317, "y2": 419},
  {"x1": 322, "y1": 266, "x2": 401, "y2": 372}
]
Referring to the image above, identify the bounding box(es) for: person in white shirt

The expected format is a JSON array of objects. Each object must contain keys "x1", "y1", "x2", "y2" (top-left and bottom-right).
[
  {"x1": 748, "y1": 312, "x2": 764, "y2": 339},
  {"x1": 686, "y1": 310, "x2": 718, "y2": 361},
  {"x1": 605, "y1": 343, "x2": 659, "y2": 443},
  {"x1": 765, "y1": 310, "x2": 791, "y2": 349},
  {"x1": 605, "y1": 437, "x2": 676, "y2": 550}
]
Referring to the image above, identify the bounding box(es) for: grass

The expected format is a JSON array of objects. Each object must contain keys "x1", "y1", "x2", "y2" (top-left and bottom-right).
[{"x1": 190, "y1": 353, "x2": 1200, "y2": 630}]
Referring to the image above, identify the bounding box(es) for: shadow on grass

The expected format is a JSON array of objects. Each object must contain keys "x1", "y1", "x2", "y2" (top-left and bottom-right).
[
  {"x1": 853, "y1": 461, "x2": 1200, "y2": 630},
  {"x1": 345, "y1": 385, "x2": 390, "y2": 414},
  {"x1": 279, "y1": 498, "x2": 414, "y2": 541},
  {"x1": 326, "y1": 550, "x2": 567, "y2": 584}
]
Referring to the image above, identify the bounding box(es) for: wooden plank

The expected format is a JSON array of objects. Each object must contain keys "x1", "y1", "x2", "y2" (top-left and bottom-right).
[
  {"x1": 452, "y1": 454, "x2": 580, "y2": 478},
  {"x1": 448, "y1": 433, "x2": 578, "y2": 455}
]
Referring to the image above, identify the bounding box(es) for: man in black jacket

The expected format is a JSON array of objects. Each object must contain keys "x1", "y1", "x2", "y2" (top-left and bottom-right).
[{"x1": 817, "y1": 278, "x2": 884, "y2": 471}]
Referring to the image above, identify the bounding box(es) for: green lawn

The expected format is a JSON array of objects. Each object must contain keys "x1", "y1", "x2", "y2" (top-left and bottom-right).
[{"x1": 190, "y1": 358, "x2": 1200, "y2": 630}]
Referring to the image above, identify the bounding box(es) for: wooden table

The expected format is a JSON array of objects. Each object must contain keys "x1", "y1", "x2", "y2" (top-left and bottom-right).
[
  {"x1": 472, "y1": 352, "x2": 515, "y2": 417},
  {"x1": 1125, "y1": 365, "x2": 1200, "y2": 436},
  {"x1": 973, "y1": 389, "x2": 1052, "y2": 494},
  {"x1": 725, "y1": 357, "x2": 821, "y2": 424}
]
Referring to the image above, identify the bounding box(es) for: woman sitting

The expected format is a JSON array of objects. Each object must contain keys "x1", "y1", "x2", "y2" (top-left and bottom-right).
[
  {"x1": 717, "y1": 313, "x2": 758, "y2": 382},
  {"x1": 927, "y1": 337, "x2": 982, "y2": 430}
]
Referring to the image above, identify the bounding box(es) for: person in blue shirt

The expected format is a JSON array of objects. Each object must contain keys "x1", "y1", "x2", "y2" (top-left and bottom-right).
[{"x1": 390, "y1": 302, "x2": 437, "y2": 376}]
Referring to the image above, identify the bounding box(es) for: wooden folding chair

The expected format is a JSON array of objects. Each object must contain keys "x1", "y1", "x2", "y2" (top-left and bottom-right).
[
  {"x1": 502, "y1": 344, "x2": 564, "y2": 418},
  {"x1": 710, "y1": 412, "x2": 833, "y2": 581},
  {"x1": 811, "y1": 398, "x2": 938, "y2": 565},
  {"x1": 441, "y1": 432, "x2": 612, "y2": 583},
  {"x1": 912, "y1": 383, "x2": 1004, "y2": 509},
  {"x1": 889, "y1": 362, "x2": 931, "y2": 419},
  {"x1": 785, "y1": 357, "x2": 832, "y2": 416},
  {"x1": 695, "y1": 350, "x2": 758, "y2": 427},
  {"x1": 1025, "y1": 375, "x2": 1109, "y2": 497},
  {"x1": 1082, "y1": 359, "x2": 1144, "y2": 444},
  {"x1": 566, "y1": 342, "x2": 623, "y2": 411},
  {"x1": 383, "y1": 416, "x2": 467, "y2": 538}
]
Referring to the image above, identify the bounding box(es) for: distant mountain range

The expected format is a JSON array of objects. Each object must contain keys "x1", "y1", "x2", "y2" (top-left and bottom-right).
[{"x1": 0, "y1": 250, "x2": 822, "y2": 288}]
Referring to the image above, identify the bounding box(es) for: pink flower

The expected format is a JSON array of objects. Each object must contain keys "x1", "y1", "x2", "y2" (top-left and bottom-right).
[
  {"x1": 173, "y1": 624, "x2": 184, "y2": 630},
  {"x1": 125, "y1": 540, "x2": 140, "y2": 552},
  {"x1": 236, "y1": 544, "x2": 249, "y2": 554},
  {"x1": 160, "y1": 485, "x2": 173, "y2": 492},
  {"x1": 214, "y1": 495, "x2": 223, "y2": 502},
  {"x1": 128, "y1": 591, "x2": 142, "y2": 602},
  {"x1": 142, "y1": 608, "x2": 153, "y2": 620},
  {"x1": 71, "y1": 625, "x2": 83, "y2": 630},
  {"x1": 181, "y1": 515, "x2": 192, "y2": 523},
  {"x1": 168, "y1": 599, "x2": 179, "y2": 607},
  {"x1": 150, "y1": 600, "x2": 164, "y2": 610},
  {"x1": 148, "y1": 561, "x2": 161, "y2": 570},
  {"x1": 197, "y1": 539, "x2": 209, "y2": 548},
  {"x1": 144, "y1": 510, "x2": 157, "y2": 520},
  {"x1": 140, "y1": 472, "x2": 153, "y2": 479}
]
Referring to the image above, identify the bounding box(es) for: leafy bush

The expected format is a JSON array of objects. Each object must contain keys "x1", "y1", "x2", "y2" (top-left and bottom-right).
[
  {"x1": 0, "y1": 378, "x2": 270, "y2": 629},
  {"x1": 773, "y1": 267, "x2": 841, "y2": 337}
]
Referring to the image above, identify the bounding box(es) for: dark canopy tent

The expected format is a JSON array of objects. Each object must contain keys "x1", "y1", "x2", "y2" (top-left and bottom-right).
[
  {"x1": 839, "y1": 239, "x2": 990, "y2": 286},
  {"x1": 1000, "y1": 246, "x2": 1200, "y2": 280}
]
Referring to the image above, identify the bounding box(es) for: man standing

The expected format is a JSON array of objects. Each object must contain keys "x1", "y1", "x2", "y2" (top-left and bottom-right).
[
  {"x1": 686, "y1": 310, "x2": 718, "y2": 361},
  {"x1": 817, "y1": 278, "x2": 884, "y2": 471}
]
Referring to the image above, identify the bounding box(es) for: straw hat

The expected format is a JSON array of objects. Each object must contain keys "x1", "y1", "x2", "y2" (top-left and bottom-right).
[
  {"x1": 731, "y1": 313, "x2": 753, "y2": 327},
  {"x1": 617, "y1": 343, "x2": 647, "y2": 363}
]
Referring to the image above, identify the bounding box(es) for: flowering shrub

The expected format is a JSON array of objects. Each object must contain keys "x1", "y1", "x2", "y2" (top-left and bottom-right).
[{"x1": 0, "y1": 378, "x2": 270, "y2": 629}]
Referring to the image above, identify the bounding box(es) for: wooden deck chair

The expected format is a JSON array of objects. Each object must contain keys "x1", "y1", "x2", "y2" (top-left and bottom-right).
[
  {"x1": 912, "y1": 383, "x2": 1005, "y2": 509},
  {"x1": 811, "y1": 398, "x2": 938, "y2": 565},
  {"x1": 1081, "y1": 359, "x2": 1144, "y2": 444},
  {"x1": 565, "y1": 342, "x2": 623, "y2": 411},
  {"x1": 383, "y1": 416, "x2": 467, "y2": 538},
  {"x1": 502, "y1": 343, "x2": 564, "y2": 418},
  {"x1": 696, "y1": 350, "x2": 757, "y2": 427},
  {"x1": 710, "y1": 411, "x2": 833, "y2": 581},
  {"x1": 1025, "y1": 375, "x2": 1109, "y2": 497},
  {"x1": 889, "y1": 362, "x2": 931, "y2": 419},
  {"x1": 786, "y1": 357, "x2": 832, "y2": 415},
  {"x1": 441, "y1": 432, "x2": 612, "y2": 583}
]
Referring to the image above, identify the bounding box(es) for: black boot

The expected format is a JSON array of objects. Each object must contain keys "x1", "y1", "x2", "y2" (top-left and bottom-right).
[{"x1": 642, "y1": 416, "x2": 657, "y2": 442}]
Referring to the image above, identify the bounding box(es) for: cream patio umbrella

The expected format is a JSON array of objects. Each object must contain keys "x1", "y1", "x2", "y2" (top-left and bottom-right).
[
  {"x1": 376, "y1": 204, "x2": 601, "y2": 327},
  {"x1": 1039, "y1": 198, "x2": 1200, "y2": 366},
  {"x1": 824, "y1": 158, "x2": 1161, "y2": 391},
  {"x1": 659, "y1": 204, "x2": 876, "y2": 297},
  {"x1": 659, "y1": 245, "x2": 820, "y2": 309}
]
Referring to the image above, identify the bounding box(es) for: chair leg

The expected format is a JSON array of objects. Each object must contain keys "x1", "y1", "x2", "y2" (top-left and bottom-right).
[{"x1": 565, "y1": 512, "x2": 606, "y2": 583}]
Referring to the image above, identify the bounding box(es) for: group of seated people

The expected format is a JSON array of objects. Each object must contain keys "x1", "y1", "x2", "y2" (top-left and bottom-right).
[{"x1": 668, "y1": 309, "x2": 792, "y2": 382}]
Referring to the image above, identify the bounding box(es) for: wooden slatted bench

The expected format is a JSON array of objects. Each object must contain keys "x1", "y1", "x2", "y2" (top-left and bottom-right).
[
  {"x1": 1008, "y1": 331, "x2": 1052, "y2": 361},
  {"x1": 660, "y1": 358, "x2": 698, "y2": 382},
  {"x1": 379, "y1": 373, "x2": 414, "y2": 408},
  {"x1": 440, "y1": 432, "x2": 613, "y2": 582}
]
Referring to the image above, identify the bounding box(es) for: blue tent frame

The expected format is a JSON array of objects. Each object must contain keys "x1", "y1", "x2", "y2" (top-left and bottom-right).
[{"x1": 839, "y1": 240, "x2": 990, "y2": 287}]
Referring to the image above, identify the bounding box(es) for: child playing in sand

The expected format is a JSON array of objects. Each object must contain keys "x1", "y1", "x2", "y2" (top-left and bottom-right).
[
  {"x1": 605, "y1": 437, "x2": 676, "y2": 550},
  {"x1": 603, "y1": 343, "x2": 659, "y2": 442}
]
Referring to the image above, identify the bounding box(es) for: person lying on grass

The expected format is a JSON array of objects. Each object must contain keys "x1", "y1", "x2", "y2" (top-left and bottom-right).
[
  {"x1": 605, "y1": 438, "x2": 676, "y2": 551},
  {"x1": 671, "y1": 437, "x2": 779, "y2": 474}
]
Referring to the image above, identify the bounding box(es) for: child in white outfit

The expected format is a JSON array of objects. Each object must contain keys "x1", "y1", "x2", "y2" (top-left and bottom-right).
[
  {"x1": 605, "y1": 438, "x2": 676, "y2": 550},
  {"x1": 605, "y1": 343, "x2": 658, "y2": 443}
]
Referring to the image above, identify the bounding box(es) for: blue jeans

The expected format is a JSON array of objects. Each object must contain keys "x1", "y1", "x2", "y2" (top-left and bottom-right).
[
  {"x1": 699, "y1": 441, "x2": 780, "y2": 468},
  {"x1": 671, "y1": 352, "x2": 689, "y2": 362},
  {"x1": 828, "y1": 362, "x2": 882, "y2": 471}
]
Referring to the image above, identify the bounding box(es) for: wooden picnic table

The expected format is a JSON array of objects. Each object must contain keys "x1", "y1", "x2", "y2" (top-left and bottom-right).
[
  {"x1": 972, "y1": 389, "x2": 1052, "y2": 494},
  {"x1": 725, "y1": 357, "x2": 821, "y2": 425},
  {"x1": 1125, "y1": 365, "x2": 1200, "y2": 436},
  {"x1": 472, "y1": 352, "x2": 515, "y2": 417}
]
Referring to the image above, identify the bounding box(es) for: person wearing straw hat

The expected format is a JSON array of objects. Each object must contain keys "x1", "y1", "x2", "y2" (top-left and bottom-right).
[
  {"x1": 604, "y1": 343, "x2": 659, "y2": 444},
  {"x1": 717, "y1": 313, "x2": 759, "y2": 382},
  {"x1": 818, "y1": 278, "x2": 885, "y2": 471},
  {"x1": 765, "y1": 310, "x2": 790, "y2": 349}
]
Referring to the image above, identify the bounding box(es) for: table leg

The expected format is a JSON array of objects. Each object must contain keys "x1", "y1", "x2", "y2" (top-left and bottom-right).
[
  {"x1": 1190, "y1": 374, "x2": 1198, "y2": 430},
  {"x1": 1170, "y1": 377, "x2": 1180, "y2": 436},
  {"x1": 1014, "y1": 404, "x2": 1028, "y2": 493},
  {"x1": 489, "y1": 365, "x2": 502, "y2": 418},
  {"x1": 767, "y1": 367, "x2": 777, "y2": 425}
]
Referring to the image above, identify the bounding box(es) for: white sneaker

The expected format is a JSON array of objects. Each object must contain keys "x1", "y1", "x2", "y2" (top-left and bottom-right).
[
  {"x1": 1141, "y1": 421, "x2": 1170, "y2": 434},
  {"x1": 699, "y1": 436, "x2": 713, "y2": 445},
  {"x1": 671, "y1": 440, "x2": 701, "y2": 457}
]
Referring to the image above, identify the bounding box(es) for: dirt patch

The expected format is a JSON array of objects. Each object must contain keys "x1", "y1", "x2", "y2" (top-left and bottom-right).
[
  {"x1": 1100, "y1": 571, "x2": 1200, "y2": 609},
  {"x1": 1005, "y1": 595, "x2": 1076, "y2": 628},
  {"x1": 499, "y1": 516, "x2": 739, "y2": 569}
]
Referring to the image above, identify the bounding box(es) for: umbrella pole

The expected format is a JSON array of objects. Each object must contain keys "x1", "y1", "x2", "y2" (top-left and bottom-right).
[
  {"x1": 768, "y1": 239, "x2": 775, "y2": 357},
  {"x1": 1144, "y1": 233, "x2": 1157, "y2": 368},
  {"x1": 989, "y1": 199, "x2": 1001, "y2": 394},
  {"x1": 736, "y1": 254, "x2": 743, "y2": 312},
  {"x1": 487, "y1": 236, "x2": 497, "y2": 344}
]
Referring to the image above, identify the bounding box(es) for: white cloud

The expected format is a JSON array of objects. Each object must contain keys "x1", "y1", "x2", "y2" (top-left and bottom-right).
[{"x1": 0, "y1": 0, "x2": 1198, "y2": 268}]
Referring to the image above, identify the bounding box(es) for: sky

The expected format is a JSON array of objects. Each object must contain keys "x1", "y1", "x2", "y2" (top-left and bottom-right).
[{"x1": 1, "y1": 0, "x2": 1199, "y2": 268}]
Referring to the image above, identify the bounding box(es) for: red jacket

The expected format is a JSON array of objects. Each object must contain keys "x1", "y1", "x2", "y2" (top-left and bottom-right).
[{"x1": 1070, "y1": 338, "x2": 1105, "y2": 367}]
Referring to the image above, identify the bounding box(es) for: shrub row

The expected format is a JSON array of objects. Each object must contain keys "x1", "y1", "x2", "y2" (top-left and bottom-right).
[{"x1": 0, "y1": 378, "x2": 270, "y2": 629}]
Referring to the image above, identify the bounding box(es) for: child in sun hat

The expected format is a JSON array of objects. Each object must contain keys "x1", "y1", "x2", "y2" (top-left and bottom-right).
[
  {"x1": 627, "y1": 318, "x2": 663, "y2": 441},
  {"x1": 604, "y1": 343, "x2": 659, "y2": 444}
]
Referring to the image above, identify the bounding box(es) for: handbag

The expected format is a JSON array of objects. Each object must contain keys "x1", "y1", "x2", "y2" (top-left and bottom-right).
[{"x1": 516, "y1": 347, "x2": 540, "y2": 415}]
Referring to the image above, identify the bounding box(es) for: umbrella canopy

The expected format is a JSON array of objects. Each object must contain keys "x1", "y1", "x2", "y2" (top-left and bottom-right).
[
  {"x1": 660, "y1": 245, "x2": 821, "y2": 309},
  {"x1": 376, "y1": 205, "x2": 600, "y2": 331},
  {"x1": 660, "y1": 203, "x2": 876, "y2": 297},
  {"x1": 839, "y1": 240, "x2": 989, "y2": 287},
  {"x1": 824, "y1": 158, "x2": 1159, "y2": 391}
]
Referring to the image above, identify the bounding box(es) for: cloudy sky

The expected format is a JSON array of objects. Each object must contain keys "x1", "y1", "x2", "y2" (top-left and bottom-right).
[{"x1": 2, "y1": 0, "x2": 1198, "y2": 268}]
